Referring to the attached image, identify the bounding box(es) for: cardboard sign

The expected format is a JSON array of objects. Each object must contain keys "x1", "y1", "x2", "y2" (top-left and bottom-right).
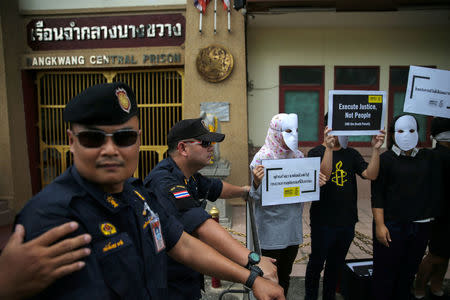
[
  {"x1": 261, "y1": 157, "x2": 320, "y2": 206},
  {"x1": 404, "y1": 66, "x2": 450, "y2": 119},
  {"x1": 328, "y1": 90, "x2": 386, "y2": 136}
]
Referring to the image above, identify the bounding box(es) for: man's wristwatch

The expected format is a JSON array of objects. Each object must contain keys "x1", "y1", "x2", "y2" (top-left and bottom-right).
[
  {"x1": 246, "y1": 251, "x2": 261, "y2": 269},
  {"x1": 245, "y1": 265, "x2": 264, "y2": 289}
]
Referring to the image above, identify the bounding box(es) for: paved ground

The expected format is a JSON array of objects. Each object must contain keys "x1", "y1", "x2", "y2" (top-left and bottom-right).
[{"x1": 207, "y1": 177, "x2": 450, "y2": 299}]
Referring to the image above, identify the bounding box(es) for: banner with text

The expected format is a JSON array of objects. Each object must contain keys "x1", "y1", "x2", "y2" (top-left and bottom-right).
[
  {"x1": 328, "y1": 90, "x2": 386, "y2": 136},
  {"x1": 261, "y1": 157, "x2": 320, "y2": 206},
  {"x1": 404, "y1": 66, "x2": 450, "y2": 119}
]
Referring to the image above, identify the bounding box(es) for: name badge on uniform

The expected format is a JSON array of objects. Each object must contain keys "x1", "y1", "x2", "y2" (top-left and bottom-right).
[
  {"x1": 150, "y1": 215, "x2": 165, "y2": 253},
  {"x1": 134, "y1": 190, "x2": 166, "y2": 253}
]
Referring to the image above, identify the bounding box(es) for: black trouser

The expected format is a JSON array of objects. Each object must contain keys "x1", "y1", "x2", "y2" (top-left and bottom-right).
[
  {"x1": 304, "y1": 224, "x2": 355, "y2": 300},
  {"x1": 372, "y1": 221, "x2": 430, "y2": 300},
  {"x1": 261, "y1": 245, "x2": 299, "y2": 296}
]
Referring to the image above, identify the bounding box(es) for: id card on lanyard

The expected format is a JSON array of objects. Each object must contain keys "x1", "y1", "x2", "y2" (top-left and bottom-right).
[{"x1": 135, "y1": 190, "x2": 166, "y2": 253}]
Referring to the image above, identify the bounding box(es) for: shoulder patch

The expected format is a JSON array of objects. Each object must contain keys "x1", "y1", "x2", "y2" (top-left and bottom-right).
[
  {"x1": 169, "y1": 185, "x2": 198, "y2": 211},
  {"x1": 170, "y1": 185, "x2": 191, "y2": 199}
]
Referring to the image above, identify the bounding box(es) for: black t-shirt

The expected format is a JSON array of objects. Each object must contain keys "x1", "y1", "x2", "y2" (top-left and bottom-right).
[
  {"x1": 371, "y1": 148, "x2": 442, "y2": 222},
  {"x1": 308, "y1": 145, "x2": 368, "y2": 226}
]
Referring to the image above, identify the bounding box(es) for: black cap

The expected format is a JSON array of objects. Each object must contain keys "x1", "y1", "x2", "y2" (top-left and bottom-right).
[
  {"x1": 63, "y1": 82, "x2": 138, "y2": 125},
  {"x1": 167, "y1": 118, "x2": 225, "y2": 144},
  {"x1": 431, "y1": 117, "x2": 450, "y2": 137}
]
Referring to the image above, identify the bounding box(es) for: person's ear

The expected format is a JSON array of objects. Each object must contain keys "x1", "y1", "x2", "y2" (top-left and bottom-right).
[
  {"x1": 177, "y1": 142, "x2": 188, "y2": 157},
  {"x1": 67, "y1": 129, "x2": 75, "y2": 153}
]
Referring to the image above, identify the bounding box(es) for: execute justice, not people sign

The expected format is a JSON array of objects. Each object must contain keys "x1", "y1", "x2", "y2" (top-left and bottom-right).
[
  {"x1": 328, "y1": 90, "x2": 387, "y2": 136},
  {"x1": 261, "y1": 157, "x2": 320, "y2": 206}
]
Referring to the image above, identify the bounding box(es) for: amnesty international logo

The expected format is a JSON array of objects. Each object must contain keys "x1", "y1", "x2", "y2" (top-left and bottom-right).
[{"x1": 331, "y1": 161, "x2": 347, "y2": 186}]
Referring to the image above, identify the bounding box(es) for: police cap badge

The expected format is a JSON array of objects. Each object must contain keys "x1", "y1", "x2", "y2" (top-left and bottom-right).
[{"x1": 63, "y1": 82, "x2": 138, "y2": 125}]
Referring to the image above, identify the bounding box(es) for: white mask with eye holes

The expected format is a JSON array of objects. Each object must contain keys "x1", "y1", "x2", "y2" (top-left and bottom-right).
[
  {"x1": 394, "y1": 115, "x2": 419, "y2": 151},
  {"x1": 281, "y1": 113, "x2": 299, "y2": 152}
]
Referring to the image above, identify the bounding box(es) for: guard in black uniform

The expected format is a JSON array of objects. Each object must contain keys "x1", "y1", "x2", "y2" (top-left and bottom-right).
[
  {"x1": 16, "y1": 83, "x2": 285, "y2": 300},
  {"x1": 16, "y1": 82, "x2": 183, "y2": 299},
  {"x1": 144, "y1": 142, "x2": 223, "y2": 300},
  {"x1": 144, "y1": 118, "x2": 279, "y2": 300}
]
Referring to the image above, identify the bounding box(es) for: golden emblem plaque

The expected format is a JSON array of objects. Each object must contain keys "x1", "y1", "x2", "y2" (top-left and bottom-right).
[{"x1": 196, "y1": 45, "x2": 234, "y2": 83}]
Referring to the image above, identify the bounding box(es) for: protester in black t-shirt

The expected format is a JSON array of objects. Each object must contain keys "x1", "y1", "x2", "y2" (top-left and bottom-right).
[
  {"x1": 371, "y1": 114, "x2": 442, "y2": 300},
  {"x1": 305, "y1": 114, "x2": 385, "y2": 300}
]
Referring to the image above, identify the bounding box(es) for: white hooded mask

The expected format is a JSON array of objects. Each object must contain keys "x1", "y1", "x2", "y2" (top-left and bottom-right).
[
  {"x1": 394, "y1": 115, "x2": 418, "y2": 151},
  {"x1": 281, "y1": 113, "x2": 299, "y2": 152}
]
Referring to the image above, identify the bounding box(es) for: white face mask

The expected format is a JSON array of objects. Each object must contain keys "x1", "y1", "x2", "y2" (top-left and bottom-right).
[
  {"x1": 281, "y1": 113, "x2": 299, "y2": 152},
  {"x1": 394, "y1": 115, "x2": 418, "y2": 151},
  {"x1": 338, "y1": 136, "x2": 349, "y2": 149}
]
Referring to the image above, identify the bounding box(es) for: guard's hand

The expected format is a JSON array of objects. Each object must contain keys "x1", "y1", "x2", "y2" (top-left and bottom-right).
[
  {"x1": 252, "y1": 165, "x2": 265, "y2": 189},
  {"x1": 319, "y1": 172, "x2": 328, "y2": 187},
  {"x1": 371, "y1": 129, "x2": 386, "y2": 149},
  {"x1": 0, "y1": 222, "x2": 91, "y2": 300},
  {"x1": 324, "y1": 127, "x2": 335, "y2": 149},
  {"x1": 242, "y1": 185, "x2": 251, "y2": 196},
  {"x1": 252, "y1": 277, "x2": 285, "y2": 300},
  {"x1": 258, "y1": 256, "x2": 278, "y2": 283},
  {"x1": 375, "y1": 223, "x2": 391, "y2": 247}
]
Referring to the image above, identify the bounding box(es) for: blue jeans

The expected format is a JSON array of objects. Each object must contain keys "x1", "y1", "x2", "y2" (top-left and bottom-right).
[
  {"x1": 305, "y1": 224, "x2": 355, "y2": 300},
  {"x1": 372, "y1": 221, "x2": 430, "y2": 300}
]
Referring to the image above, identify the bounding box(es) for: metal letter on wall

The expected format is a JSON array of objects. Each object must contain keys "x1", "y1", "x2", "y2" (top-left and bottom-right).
[{"x1": 37, "y1": 69, "x2": 183, "y2": 188}]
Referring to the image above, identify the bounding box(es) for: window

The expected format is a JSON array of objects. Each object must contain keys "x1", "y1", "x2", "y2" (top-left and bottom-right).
[
  {"x1": 334, "y1": 66, "x2": 380, "y2": 145},
  {"x1": 388, "y1": 66, "x2": 432, "y2": 147},
  {"x1": 279, "y1": 66, "x2": 324, "y2": 146}
]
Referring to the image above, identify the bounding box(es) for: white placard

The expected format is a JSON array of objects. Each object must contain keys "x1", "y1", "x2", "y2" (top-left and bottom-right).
[
  {"x1": 261, "y1": 157, "x2": 320, "y2": 206},
  {"x1": 404, "y1": 66, "x2": 450, "y2": 119}
]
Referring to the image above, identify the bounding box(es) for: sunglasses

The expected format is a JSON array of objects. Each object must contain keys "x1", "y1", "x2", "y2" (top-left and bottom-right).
[
  {"x1": 183, "y1": 140, "x2": 213, "y2": 148},
  {"x1": 74, "y1": 129, "x2": 139, "y2": 148}
]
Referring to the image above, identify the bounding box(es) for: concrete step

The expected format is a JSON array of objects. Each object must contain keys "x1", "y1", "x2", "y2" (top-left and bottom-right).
[
  {"x1": 204, "y1": 277, "x2": 450, "y2": 300},
  {"x1": 202, "y1": 276, "x2": 247, "y2": 300}
]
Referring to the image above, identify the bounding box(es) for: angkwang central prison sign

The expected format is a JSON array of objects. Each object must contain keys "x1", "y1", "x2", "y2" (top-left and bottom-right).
[
  {"x1": 27, "y1": 14, "x2": 185, "y2": 51},
  {"x1": 25, "y1": 53, "x2": 183, "y2": 68}
]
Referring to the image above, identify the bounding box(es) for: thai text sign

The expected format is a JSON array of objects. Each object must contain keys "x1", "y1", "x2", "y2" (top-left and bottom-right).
[
  {"x1": 27, "y1": 14, "x2": 185, "y2": 51},
  {"x1": 328, "y1": 90, "x2": 386, "y2": 136},
  {"x1": 261, "y1": 157, "x2": 320, "y2": 206},
  {"x1": 404, "y1": 66, "x2": 450, "y2": 119}
]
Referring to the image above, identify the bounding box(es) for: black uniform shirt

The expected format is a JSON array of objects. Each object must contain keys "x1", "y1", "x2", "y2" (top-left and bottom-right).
[
  {"x1": 143, "y1": 156, "x2": 223, "y2": 300},
  {"x1": 16, "y1": 166, "x2": 183, "y2": 300},
  {"x1": 308, "y1": 145, "x2": 368, "y2": 226}
]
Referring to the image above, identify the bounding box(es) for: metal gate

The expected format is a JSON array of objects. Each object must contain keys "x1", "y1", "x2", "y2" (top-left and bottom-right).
[{"x1": 37, "y1": 69, "x2": 183, "y2": 188}]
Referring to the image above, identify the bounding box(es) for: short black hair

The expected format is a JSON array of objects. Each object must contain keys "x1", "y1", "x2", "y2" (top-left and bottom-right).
[{"x1": 431, "y1": 117, "x2": 450, "y2": 138}]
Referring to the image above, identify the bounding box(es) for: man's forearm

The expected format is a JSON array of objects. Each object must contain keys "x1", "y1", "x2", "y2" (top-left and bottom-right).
[
  {"x1": 220, "y1": 181, "x2": 248, "y2": 199},
  {"x1": 169, "y1": 232, "x2": 250, "y2": 284},
  {"x1": 372, "y1": 207, "x2": 385, "y2": 226},
  {"x1": 320, "y1": 148, "x2": 333, "y2": 180},
  {"x1": 363, "y1": 148, "x2": 380, "y2": 180},
  {"x1": 195, "y1": 219, "x2": 250, "y2": 266}
]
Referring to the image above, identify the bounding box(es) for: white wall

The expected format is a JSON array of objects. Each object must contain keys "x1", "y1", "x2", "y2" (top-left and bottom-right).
[
  {"x1": 247, "y1": 11, "x2": 450, "y2": 146},
  {"x1": 19, "y1": 0, "x2": 185, "y2": 10}
]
